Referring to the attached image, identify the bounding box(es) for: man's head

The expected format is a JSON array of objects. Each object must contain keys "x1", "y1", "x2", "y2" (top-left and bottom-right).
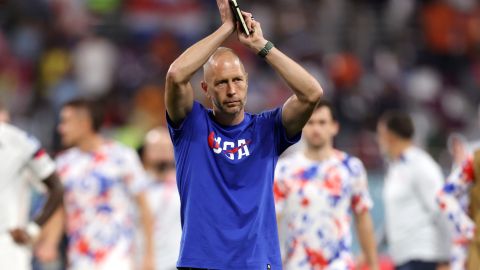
[
  {"x1": 142, "y1": 127, "x2": 175, "y2": 180},
  {"x1": 0, "y1": 102, "x2": 10, "y2": 123},
  {"x1": 201, "y1": 47, "x2": 248, "y2": 117},
  {"x1": 376, "y1": 111, "x2": 414, "y2": 159},
  {"x1": 58, "y1": 98, "x2": 104, "y2": 147},
  {"x1": 303, "y1": 100, "x2": 339, "y2": 150}
]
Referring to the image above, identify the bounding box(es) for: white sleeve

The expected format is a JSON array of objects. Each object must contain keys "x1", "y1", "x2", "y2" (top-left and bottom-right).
[{"x1": 15, "y1": 128, "x2": 56, "y2": 181}]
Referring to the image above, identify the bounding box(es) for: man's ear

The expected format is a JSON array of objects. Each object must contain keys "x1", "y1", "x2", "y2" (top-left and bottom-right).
[
  {"x1": 332, "y1": 121, "x2": 340, "y2": 136},
  {"x1": 201, "y1": 81, "x2": 210, "y2": 98}
]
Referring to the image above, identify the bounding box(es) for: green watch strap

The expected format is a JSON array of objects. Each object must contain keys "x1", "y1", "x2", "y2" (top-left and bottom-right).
[{"x1": 258, "y1": 41, "x2": 274, "y2": 58}]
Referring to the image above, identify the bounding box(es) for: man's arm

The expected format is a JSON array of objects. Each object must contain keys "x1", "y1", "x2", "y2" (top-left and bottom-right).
[
  {"x1": 165, "y1": 0, "x2": 236, "y2": 125},
  {"x1": 34, "y1": 207, "x2": 65, "y2": 263},
  {"x1": 35, "y1": 173, "x2": 64, "y2": 226},
  {"x1": 135, "y1": 192, "x2": 155, "y2": 270},
  {"x1": 437, "y1": 158, "x2": 476, "y2": 240},
  {"x1": 10, "y1": 173, "x2": 63, "y2": 245},
  {"x1": 237, "y1": 15, "x2": 323, "y2": 138},
  {"x1": 354, "y1": 211, "x2": 379, "y2": 270}
]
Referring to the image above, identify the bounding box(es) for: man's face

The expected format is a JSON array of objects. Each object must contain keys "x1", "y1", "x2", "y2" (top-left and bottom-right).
[
  {"x1": 58, "y1": 106, "x2": 91, "y2": 147},
  {"x1": 202, "y1": 53, "x2": 248, "y2": 116},
  {"x1": 376, "y1": 121, "x2": 393, "y2": 158},
  {"x1": 303, "y1": 107, "x2": 339, "y2": 149},
  {"x1": 0, "y1": 110, "x2": 10, "y2": 123},
  {"x1": 144, "y1": 135, "x2": 175, "y2": 168}
]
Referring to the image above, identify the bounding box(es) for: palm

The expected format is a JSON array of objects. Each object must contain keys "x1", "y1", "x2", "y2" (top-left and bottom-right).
[{"x1": 217, "y1": 0, "x2": 234, "y2": 25}]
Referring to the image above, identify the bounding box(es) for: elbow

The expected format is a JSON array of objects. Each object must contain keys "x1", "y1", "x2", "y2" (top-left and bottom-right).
[
  {"x1": 166, "y1": 64, "x2": 187, "y2": 85},
  {"x1": 303, "y1": 81, "x2": 324, "y2": 105}
]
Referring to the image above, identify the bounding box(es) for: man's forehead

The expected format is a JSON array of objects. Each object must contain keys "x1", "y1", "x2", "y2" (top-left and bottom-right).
[
  {"x1": 208, "y1": 52, "x2": 242, "y2": 69},
  {"x1": 62, "y1": 106, "x2": 89, "y2": 118}
]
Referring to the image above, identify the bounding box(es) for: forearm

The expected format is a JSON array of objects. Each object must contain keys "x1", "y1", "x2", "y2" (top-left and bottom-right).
[
  {"x1": 34, "y1": 174, "x2": 63, "y2": 226},
  {"x1": 355, "y1": 212, "x2": 379, "y2": 269},
  {"x1": 167, "y1": 23, "x2": 234, "y2": 83},
  {"x1": 38, "y1": 207, "x2": 64, "y2": 246},
  {"x1": 263, "y1": 46, "x2": 323, "y2": 104}
]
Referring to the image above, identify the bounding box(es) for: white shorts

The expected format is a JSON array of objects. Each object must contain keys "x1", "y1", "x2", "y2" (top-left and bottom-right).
[{"x1": 0, "y1": 233, "x2": 32, "y2": 270}]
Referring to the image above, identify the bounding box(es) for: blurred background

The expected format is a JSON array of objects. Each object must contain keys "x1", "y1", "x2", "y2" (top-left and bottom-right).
[
  {"x1": 2, "y1": 0, "x2": 480, "y2": 167},
  {"x1": 1, "y1": 0, "x2": 480, "y2": 263}
]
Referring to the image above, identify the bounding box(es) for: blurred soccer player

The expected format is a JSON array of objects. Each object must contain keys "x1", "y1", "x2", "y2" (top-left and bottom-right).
[
  {"x1": 377, "y1": 111, "x2": 450, "y2": 270},
  {"x1": 50, "y1": 98, "x2": 154, "y2": 270},
  {"x1": 437, "y1": 133, "x2": 480, "y2": 270},
  {"x1": 438, "y1": 133, "x2": 470, "y2": 270},
  {"x1": 140, "y1": 127, "x2": 181, "y2": 270},
  {"x1": 0, "y1": 103, "x2": 63, "y2": 270},
  {"x1": 165, "y1": 0, "x2": 323, "y2": 268},
  {"x1": 274, "y1": 101, "x2": 379, "y2": 270}
]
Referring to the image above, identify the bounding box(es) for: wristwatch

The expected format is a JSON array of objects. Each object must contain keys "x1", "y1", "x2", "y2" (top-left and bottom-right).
[{"x1": 258, "y1": 41, "x2": 274, "y2": 58}]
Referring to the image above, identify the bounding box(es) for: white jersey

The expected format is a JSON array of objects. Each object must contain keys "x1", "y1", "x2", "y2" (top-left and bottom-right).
[
  {"x1": 145, "y1": 173, "x2": 181, "y2": 270},
  {"x1": 0, "y1": 122, "x2": 56, "y2": 270},
  {"x1": 383, "y1": 146, "x2": 450, "y2": 265}
]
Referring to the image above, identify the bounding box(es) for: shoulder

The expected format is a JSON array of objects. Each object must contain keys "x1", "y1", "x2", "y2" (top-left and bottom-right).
[
  {"x1": 406, "y1": 147, "x2": 443, "y2": 177},
  {"x1": 409, "y1": 147, "x2": 439, "y2": 167},
  {"x1": 255, "y1": 107, "x2": 282, "y2": 121},
  {"x1": 105, "y1": 140, "x2": 138, "y2": 157},
  {"x1": 276, "y1": 152, "x2": 304, "y2": 174},
  {"x1": 55, "y1": 148, "x2": 80, "y2": 162},
  {"x1": 335, "y1": 150, "x2": 366, "y2": 176},
  {"x1": 1, "y1": 123, "x2": 39, "y2": 148}
]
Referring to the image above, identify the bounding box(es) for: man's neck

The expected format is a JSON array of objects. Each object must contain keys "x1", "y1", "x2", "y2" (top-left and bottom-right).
[
  {"x1": 77, "y1": 133, "x2": 103, "y2": 153},
  {"x1": 213, "y1": 109, "x2": 245, "y2": 126},
  {"x1": 304, "y1": 144, "x2": 334, "y2": 162},
  {"x1": 391, "y1": 140, "x2": 413, "y2": 160}
]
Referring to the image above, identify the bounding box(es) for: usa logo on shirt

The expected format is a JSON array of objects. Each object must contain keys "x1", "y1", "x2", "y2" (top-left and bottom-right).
[{"x1": 208, "y1": 131, "x2": 251, "y2": 160}]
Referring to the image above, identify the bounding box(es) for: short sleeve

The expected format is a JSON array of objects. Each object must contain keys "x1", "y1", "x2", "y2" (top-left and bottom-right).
[
  {"x1": 259, "y1": 108, "x2": 302, "y2": 155},
  {"x1": 166, "y1": 102, "x2": 205, "y2": 145},
  {"x1": 14, "y1": 128, "x2": 56, "y2": 181},
  {"x1": 347, "y1": 156, "x2": 373, "y2": 214},
  {"x1": 122, "y1": 148, "x2": 149, "y2": 196},
  {"x1": 27, "y1": 149, "x2": 56, "y2": 181}
]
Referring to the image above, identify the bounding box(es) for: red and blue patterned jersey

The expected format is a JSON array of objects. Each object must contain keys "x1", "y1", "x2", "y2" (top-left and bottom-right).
[
  {"x1": 437, "y1": 156, "x2": 476, "y2": 270},
  {"x1": 274, "y1": 150, "x2": 373, "y2": 270},
  {"x1": 56, "y1": 141, "x2": 148, "y2": 269},
  {"x1": 437, "y1": 156, "x2": 476, "y2": 240}
]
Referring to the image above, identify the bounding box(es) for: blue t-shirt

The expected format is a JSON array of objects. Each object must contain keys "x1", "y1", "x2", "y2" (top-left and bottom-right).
[{"x1": 167, "y1": 102, "x2": 301, "y2": 270}]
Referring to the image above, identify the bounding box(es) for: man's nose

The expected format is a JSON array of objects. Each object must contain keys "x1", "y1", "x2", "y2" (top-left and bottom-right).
[{"x1": 226, "y1": 81, "x2": 236, "y2": 96}]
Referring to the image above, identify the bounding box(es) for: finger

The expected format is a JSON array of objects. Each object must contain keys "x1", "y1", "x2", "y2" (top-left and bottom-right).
[
  {"x1": 249, "y1": 21, "x2": 260, "y2": 34},
  {"x1": 241, "y1": 11, "x2": 252, "y2": 18}
]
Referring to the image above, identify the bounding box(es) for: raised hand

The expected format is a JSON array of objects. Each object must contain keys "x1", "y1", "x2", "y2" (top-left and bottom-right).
[
  {"x1": 216, "y1": 0, "x2": 235, "y2": 29},
  {"x1": 237, "y1": 11, "x2": 268, "y2": 53}
]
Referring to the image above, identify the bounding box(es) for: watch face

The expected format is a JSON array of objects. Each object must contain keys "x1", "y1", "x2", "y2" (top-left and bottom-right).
[{"x1": 229, "y1": 0, "x2": 250, "y2": 36}]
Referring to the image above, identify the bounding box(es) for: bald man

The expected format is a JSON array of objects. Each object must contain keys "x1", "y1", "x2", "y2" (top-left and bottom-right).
[
  {"x1": 141, "y1": 127, "x2": 180, "y2": 270},
  {"x1": 165, "y1": 0, "x2": 323, "y2": 269},
  {"x1": 0, "y1": 103, "x2": 10, "y2": 123}
]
